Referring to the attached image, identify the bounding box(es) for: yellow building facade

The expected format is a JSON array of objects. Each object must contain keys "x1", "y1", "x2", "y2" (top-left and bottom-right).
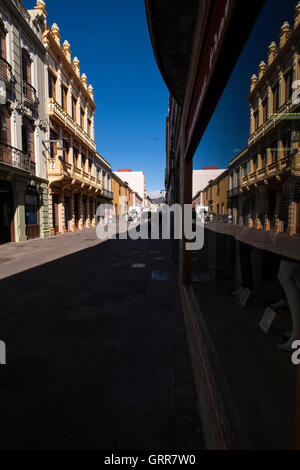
[{"x1": 39, "y1": 2, "x2": 103, "y2": 234}]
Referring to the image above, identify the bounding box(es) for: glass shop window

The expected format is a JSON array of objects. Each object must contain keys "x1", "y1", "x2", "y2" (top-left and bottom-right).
[
  {"x1": 190, "y1": 0, "x2": 299, "y2": 450},
  {"x1": 22, "y1": 120, "x2": 34, "y2": 160},
  {"x1": 48, "y1": 70, "x2": 57, "y2": 100}
]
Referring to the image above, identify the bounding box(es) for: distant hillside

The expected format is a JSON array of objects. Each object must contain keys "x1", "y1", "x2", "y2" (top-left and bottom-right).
[{"x1": 151, "y1": 197, "x2": 165, "y2": 204}]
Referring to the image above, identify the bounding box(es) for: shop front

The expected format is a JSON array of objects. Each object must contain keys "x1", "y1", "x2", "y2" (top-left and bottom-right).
[{"x1": 25, "y1": 188, "x2": 40, "y2": 240}]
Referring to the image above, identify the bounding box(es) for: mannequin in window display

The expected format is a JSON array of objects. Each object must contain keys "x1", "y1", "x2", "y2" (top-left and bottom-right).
[
  {"x1": 277, "y1": 260, "x2": 300, "y2": 351},
  {"x1": 276, "y1": 175, "x2": 300, "y2": 351}
]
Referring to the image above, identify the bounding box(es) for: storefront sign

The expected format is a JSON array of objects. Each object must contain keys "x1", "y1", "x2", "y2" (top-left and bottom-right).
[{"x1": 186, "y1": 0, "x2": 232, "y2": 149}]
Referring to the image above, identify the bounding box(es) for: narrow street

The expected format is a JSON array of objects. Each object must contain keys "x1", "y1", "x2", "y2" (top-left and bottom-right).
[{"x1": 0, "y1": 229, "x2": 203, "y2": 449}]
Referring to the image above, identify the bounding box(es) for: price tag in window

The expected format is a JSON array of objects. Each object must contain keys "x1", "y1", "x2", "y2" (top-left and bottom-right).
[{"x1": 259, "y1": 307, "x2": 277, "y2": 334}]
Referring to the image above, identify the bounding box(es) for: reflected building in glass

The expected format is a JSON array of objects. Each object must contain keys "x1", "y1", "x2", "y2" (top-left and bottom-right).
[{"x1": 228, "y1": 5, "x2": 300, "y2": 235}]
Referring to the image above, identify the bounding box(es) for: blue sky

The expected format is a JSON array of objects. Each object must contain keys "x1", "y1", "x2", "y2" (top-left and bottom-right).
[
  {"x1": 24, "y1": 0, "x2": 168, "y2": 192},
  {"x1": 24, "y1": 0, "x2": 297, "y2": 191}
]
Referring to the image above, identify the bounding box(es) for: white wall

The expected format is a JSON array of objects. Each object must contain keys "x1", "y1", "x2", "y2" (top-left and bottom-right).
[{"x1": 193, "y1": 169, "x2": 226, "y2": 198}]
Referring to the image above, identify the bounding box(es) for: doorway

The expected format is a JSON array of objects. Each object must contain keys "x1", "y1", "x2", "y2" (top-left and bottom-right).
[{"x1": 0, "y1": 182, "x2": 14, "y2": 243}]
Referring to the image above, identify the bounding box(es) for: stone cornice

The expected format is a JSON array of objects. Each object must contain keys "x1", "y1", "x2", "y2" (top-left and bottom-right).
[
  {"x1": 248, "y1": 22, "x2": 300, "y2": 102},
  {"x1": 2, "y1": 0, "x2": 46, "y2": 53}
]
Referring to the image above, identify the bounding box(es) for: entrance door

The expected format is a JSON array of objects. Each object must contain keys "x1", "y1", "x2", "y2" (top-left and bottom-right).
[
  {"x1": 0, "y1": 187, "x2": 13, "y2": 243},
  {"x1": 52, "y1": 195, "x2": 59, "y2": 234}
]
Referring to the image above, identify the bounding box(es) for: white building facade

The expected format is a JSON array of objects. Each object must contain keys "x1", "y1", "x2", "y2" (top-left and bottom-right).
[{"x1": 114, "y1": 170, "x2": 146, "y2": 207}]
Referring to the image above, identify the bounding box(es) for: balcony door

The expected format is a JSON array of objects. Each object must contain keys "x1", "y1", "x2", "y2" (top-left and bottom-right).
[
  {"x1": 25, "y1": 193, "x2": 40, "y2": 240},
  {"x1": 296, "y1": 202, "x2": 300, "y2": 236},
  {"x1": 0, "y1": 181, "x2": 13, "y2": 243}
]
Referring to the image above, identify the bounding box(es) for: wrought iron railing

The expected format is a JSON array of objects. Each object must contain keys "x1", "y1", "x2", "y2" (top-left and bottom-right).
[
  {"x1": 0, "y1": 56, "x2": 12, "y2": 83},
  {"x1": 227, "y1": 187, "x2": 241, "y2": 198},
  {"x1": 102, "y1": 188, "x2": 113, "y2": 200},
  {"x1": 23, "y1": 81, "x2": 37, "y2": 105},
  {"x1": 0, "y1": 142, "x2": 32, "y2": 172}
]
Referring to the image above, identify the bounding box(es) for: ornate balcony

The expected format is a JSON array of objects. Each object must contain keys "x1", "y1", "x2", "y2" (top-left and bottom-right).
[
  {"x1": 257, "y1": 168, "x2": 266, "y2": 181},
  {"x1": 48, "y1": 99, "x2": 96, "y2": 153},
  {"x1": 0, "y1": 141, "x2": 34, "y2": 173},
  {"x1": 241, "y1": 156, "x2": 292, "y2": 189},
  {"x1": 248, "y1": 100, "x2": 299, "y2": 147},
  {"x1": 47, "y1": 156, "x2": 102, "y2": 193},
  {"x1": 0, "y1": 57, "x2": 12, "y2": 85},
  {"x1": 227, "y1": 187, "x2": 241, "y2": 198},
  {"x1": 23, "y1": 81, "x2": 37, "y2": 107}
]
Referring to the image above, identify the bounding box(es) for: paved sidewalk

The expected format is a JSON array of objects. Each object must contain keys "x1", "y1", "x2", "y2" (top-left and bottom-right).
[
  {"x1": 0, "y1": 230, "x2": 203, "y2": 449},
  {"x1": 205, "y1": 223, "x2": 300, "y2": 261}
]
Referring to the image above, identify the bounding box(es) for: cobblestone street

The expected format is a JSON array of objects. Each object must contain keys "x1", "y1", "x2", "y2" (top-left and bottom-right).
[{"x1": 0, "y1": 229, "x2": 203, "y2": 449}]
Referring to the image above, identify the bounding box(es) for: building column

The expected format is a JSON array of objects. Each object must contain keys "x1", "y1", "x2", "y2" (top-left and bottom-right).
[
  {"x1": 274, "y1": 192, "x2": 282, "y2": 233},
  {"x1": 263, "y1": 186, "x2": 270, "y2": 231},
  {"x1": 248, "y1": 195, "x2": 254, "y2": 228},
  {"x1": 180, "y1": 158, "x2": 192, "y2": 284},
  {"x1": 13, "y1": 181, "x2": 27, "y2": 242},
  {"x1": 79, "y1": 193, "x2": 84, "y2": 230}
]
